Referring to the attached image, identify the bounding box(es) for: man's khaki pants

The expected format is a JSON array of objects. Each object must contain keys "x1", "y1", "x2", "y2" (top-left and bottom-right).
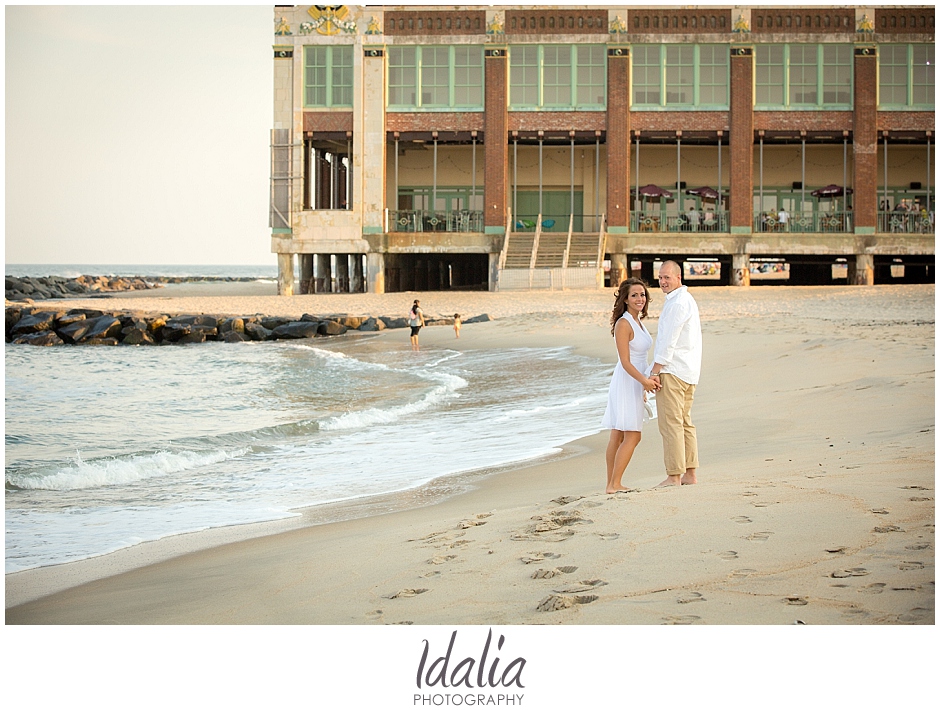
[{"x1": 657, "y1": 373, "x2": 699, "y2": 476}]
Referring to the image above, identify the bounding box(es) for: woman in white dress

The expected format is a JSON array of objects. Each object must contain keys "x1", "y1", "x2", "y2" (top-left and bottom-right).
[{"x1": 601, "y1": 278, "x2": 659, "y2": 493}]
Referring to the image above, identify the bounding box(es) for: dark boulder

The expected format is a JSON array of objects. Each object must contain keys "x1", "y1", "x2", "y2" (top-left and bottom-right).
[
  {"x1": 6, "y1": 307, "x2": 23, "y2": 337},
  {"x1": 272, "y1": 321, "x2": 321, "y2": 339},
  {"x1": 11, "y1": 311, "x2": 61, "y2": 336},
  {"x1": 318, "y1": 320, "x2": 348, "y2": 336},
  {"x1": 80, "y1": 316, "x2": 123, "y2": 342},
  {"x1": 245, "y1": 322, "x2": 273, "y2": 341},
  {"x1": 462, "y1": 313, "x2": 493, "y2": 324},
  {"x1": 57, "y1": 320, "x2": 95, "y2": 344},
  {"x1": 381, "y1": 317, "x2": 409, "y2": 329},
  {"x1": 122, "y1": 329, "x2": 155, "y2": 345},
  {"x1": 56, "y1": 312, "x2": 87, "y2": 327},
  {"x1": 191, "y1": 325, "x2": 218, "y2": 340},
  {"x1": 13, "y1": 331, "x2": 64, "y2": 346},
  {"x1": 219, "y1": 317, "x2": 245, "y2": 334},
  {"x1": 261, "y1": 316, "x2": 292, "y2": 331},
  {"x1": 358, "y1": 317, "x2": 386, "y2": 332},
  {"x1": 222, "y1": 330, "x2": 249, "y2": 343},
  {"x1": 177, "y1": 331, "x2": 207, "y2": 344},
  {"x1": 327, "y1": 314, "x2": 366, "y2": 329},
  {"x1": 83, "y1": 337, "x2": 120, "y2": 346},
  {"x1": 159, "y1": 322, "x2": 191, "y2": 342},
  {"x1": 300, "y1": 313, "x2": 319, "y2": 323}
]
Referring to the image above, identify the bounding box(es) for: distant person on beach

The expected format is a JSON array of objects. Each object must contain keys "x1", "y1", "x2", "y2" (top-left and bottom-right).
[
  {"x1": 649, "y1": 261, "x2": 702, "y2": 487},
  {"x1": 409, "y1": 299, "x2": 425, "y2": 351},
  {"x1": 453, "y1": 313, "x2": 461, "y2": 339},
  {"x1": 600, "y1": 278, "x2": 659, "y2": 494}
]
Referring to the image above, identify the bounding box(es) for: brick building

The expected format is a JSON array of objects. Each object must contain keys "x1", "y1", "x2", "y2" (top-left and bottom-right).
[{"x1": 269, "y1": 5, "x2": 934, "y2": 293}]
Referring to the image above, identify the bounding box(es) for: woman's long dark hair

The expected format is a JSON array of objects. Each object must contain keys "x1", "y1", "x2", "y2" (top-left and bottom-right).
[{"x1": 610, "y1": 278, "x2": 650, "y2": 335}]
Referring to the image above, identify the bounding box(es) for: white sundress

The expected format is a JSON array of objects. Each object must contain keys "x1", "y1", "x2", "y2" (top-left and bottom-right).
[{"x1": 600, "y1": 312, "x2": 653, "y2": 432}]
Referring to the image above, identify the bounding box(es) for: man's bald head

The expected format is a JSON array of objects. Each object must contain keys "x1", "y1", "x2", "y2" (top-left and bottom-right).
[{"x1": 658, "y1": 260, "x2": 682, "y2": 294}]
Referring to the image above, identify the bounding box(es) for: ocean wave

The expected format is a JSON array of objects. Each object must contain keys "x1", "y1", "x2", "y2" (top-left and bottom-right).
[
  {"x1": 320, "y1": 372, "x2": 468, "y2": 430},
  {"x1": 6, "y1": 448, "x2": 248, "y2": 491}
]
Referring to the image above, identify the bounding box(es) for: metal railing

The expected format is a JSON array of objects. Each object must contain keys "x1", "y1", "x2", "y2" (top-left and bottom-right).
[
  {"x1": 512, "y1": 214, "x2": 604, "y2": 232},
  {"x1": 877, "y1": 211, "x2": 934, "y2": 234},
  {"x1": 753, "y1": 211, "x2": 853, "y2": 233},
  {"x1": 631, "y1": 211, "x2": 729, "y2": 233},
  {"x1": 388, "y1": 209, "x2": 484, "y2": 233}
]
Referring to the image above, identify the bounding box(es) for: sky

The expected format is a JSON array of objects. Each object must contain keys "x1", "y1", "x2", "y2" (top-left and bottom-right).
[{"x1": 5, "y1": 5, "x2": 275, "y2": 266}]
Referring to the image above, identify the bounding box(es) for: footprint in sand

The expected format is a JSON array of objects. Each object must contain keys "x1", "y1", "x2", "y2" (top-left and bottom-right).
[
  {"x1": 383, "y1": 588, "x2": 430, "y2": 599},
  {"x1": 746, "y1": 531, "x2": 774, "y2": 542},
  {"x1": 420, "y1": 570, "x2": 441, "y2": 579},
  {"x1": 511, "y1": 529, "x2": 576, "y2": 543},
  {"x1": 909, "y1": 496, "x2": 933, "y2": 502},
  {"x1": 520, "y1": 552, "x2": 561, "y2": 564},
  {"x1": 729, "y1": 568, "x2": 757, "y2": 578},
  {"x1": 842, "y1": 608, "x2": 869, "y2": 619},
  {"x1": 428, "y1": 554, "x2": 457, "y2": 565},
  {"x1": 661, "y1": 615, "x2": 702, "y2": 625},
  {"x1": 871, "y1": 508, "x2": 890, "y2": 515},
  {"x1": 784, "y1": 596, "x2": 808, "y2": 606},
  {"x1": 873, "y1": 525, "x2": 903, "y2": 533},
  {"x1": 552, "y1": 496, "x2": 584, "y2": 506},
  {"x1": 897, "y1": 607, "x2": 933, "y2": 623},
  {"x1": 458, "y1": 518, "x2": 488, "y2": 529},
  {"x1": 742, "y1": 491, "x2": 758, "y2": 497},
  {"x1": 901, "y1": 485, "x2": 929, "y2": 490},
  {"x1": 731, "y1": 516, "x2": 752, "y2": 524},
  {"x1": 553, "y1": 579, "x2": 608, "y2": 593},
  {"x1": 391, "y1": 621, "x2": 415, "y2": 625},
  {"x1": 826, "y1": 546, "x2": 848, "y2": 554},
  {"x1": 718, "y1": 551, "x2": 739, "y2": 560},
  {"x1": 859, "y1": 583, "x2": 887, "y2": 595},
  {"x1": 536, "y1": 594, "x2": 598, "y2": 612},
  {"x1": 899, "y1": 561, "x2": 925, "y2": 571},
  {"x1": 531, "y1": 566, "x2": 578, "y2": 579},
  {"x1": 366, "y1": 609, "x2": 384, "y2": 619},
  {"x1": 752, "y1": 502, "x2": 773, "y2": 508},
  {"x1": 677, "y1": 592, "x2": 706, "y2": 604},
  {"x1": 579, "y1": 500, "x2": 604, "y2": 509},
  {"x1": 905, "y1": 542, "x2": 932, "y2": 551},
  {"x1": 891, "y1": 586, "x2": 917, "y2": 592},
  {"x1": 831, "y1": 568, "x2": 869, "y2": 578},
  {"x1": 596, "y1": 532, "x2": 620, "y2": 541}
]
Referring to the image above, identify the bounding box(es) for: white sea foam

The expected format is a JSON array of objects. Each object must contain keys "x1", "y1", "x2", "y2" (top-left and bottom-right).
[{"x1": 7, "y1": 448, "x2": 247, "y2": 491}]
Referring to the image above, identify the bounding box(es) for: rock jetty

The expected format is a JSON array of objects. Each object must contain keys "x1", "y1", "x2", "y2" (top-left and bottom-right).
[
  {"x1": 5, "y1": 306, "x2": 493, "y2": 346},
  {"x1": 5, "y1": 275, "x2": 158, "y2": 301}
]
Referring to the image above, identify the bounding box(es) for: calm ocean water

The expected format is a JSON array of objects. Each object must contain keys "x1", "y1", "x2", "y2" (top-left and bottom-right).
[
  {"x1": 6, "y1": 263, "x2": 278, "y2": 280},
  {"x1": 5, "y1": 334, "x2": 611, "y2": 572}
]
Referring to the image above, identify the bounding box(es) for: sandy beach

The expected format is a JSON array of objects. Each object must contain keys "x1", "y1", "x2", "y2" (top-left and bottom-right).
[{"x1": 5, "y1": 284, "x2": 934, "y2": 624}]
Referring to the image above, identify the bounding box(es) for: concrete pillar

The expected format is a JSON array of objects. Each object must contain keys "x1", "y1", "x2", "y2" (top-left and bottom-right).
[
  {"x1": 853, "y1": 46, "x2": 878, "y2": 233},
  {"x1": 277, "y1": 253, "x2": 294, "y2": 296},
  {"x1": 609, "y1": 254, "x2": 628, "y2": 287},
  {"x1": 336, "y1": 255, "x2": 350, "y2": 292},
  {"x1": 850, "y1": 254, "x2": 875, "y2": 285},
  {"x1": 729, "y1": 46, "x2": 754, "y2": 234},
  {"x1": 606, "y1": 46, "x2": 631, "y2": 230},
  {"x1": 360, "y1": 43, "x2": 387, "y2": 234},
  {"x1": 732, "y1": 253, "x2": 751, "y2": 287},
  {"x1": 350, "y1": 254, "x2": 364, "y2": 293},
  {"x1": 300, "y1": 254, "x2": 314, "y2": 294},
  {"x1": 484, "y1": 47, "x2": 508, "y2": 229},
  {"x1": 315, "y1": 253, "x2": 331, "y2": 293},
  {"x1": 367, "y1": 253, "x2": 385, "y2": 294},
  {"x1": 488, "y1": 252, "x2": 499, "y2": 291}
]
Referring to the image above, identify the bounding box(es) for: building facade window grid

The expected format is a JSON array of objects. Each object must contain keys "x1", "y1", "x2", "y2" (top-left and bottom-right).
[
  {"x1": 631, "y1": 44, "x2": 729, "y2": 109},
  {"x1": 387, "y1": 46, "x2": 484, "y2": 110},
  {"x1": 304, "y1": 45, "x2": 354, "y2": 108},
  {"x1": 879, "y1": 44, "x2": 935, "y2": 108},
  {"x1": 509, "y1": 44, "x2": 606, "y2": 109},
  {"x1": 755, "y1": 44, "x2": 853, "y2": 109}
]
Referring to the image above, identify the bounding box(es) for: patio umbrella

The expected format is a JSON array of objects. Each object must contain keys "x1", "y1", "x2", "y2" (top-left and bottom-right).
[
  {"x1": 686, "y1": 186, "x2": 721, "y2": 200},
  {"x1": 811, "y1": 184, "x2": 854, "y2": 198},
  {"x1": 632, "y1": 184, "x2": 673, "y2": 198}
]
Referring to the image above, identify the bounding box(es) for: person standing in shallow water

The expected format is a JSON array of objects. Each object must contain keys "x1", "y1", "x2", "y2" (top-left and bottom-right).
[
  {"x1": 601, "y1": 278, "x2": 659, "y2": 494},
  {"x1": 649, "y1": 261, "x2": 702, "y2": 487},
  {"x1": 409, "y1": 299, "x2": 425, "y2": 351}
]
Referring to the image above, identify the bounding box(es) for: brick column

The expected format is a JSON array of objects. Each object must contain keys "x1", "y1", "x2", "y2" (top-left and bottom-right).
[
  {"x1": 607, "y1": 46, "x2": 631, "y2": 231},
  {"x1": 484, "y1": 47, "x2": 508, "y2": 230},
  {"x1": 853, "y1": 46, "x2": 878, "y2": 234},
  {"x1": 729, "y1": 46, "x2": 754, "y2": 234}
]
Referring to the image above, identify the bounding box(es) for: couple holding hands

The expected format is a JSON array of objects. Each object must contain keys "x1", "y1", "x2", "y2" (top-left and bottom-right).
[{"x1": 601, "y1": 261, "x2": 703, "y2": 493}]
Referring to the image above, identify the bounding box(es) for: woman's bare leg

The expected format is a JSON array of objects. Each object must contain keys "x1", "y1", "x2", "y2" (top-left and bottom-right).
[
  {"x1": 607, "y1": 430, "x2": 640, "y2": 493},
  {"x1": 605, "y1": 430, "x2": 624, "y2": 491}
]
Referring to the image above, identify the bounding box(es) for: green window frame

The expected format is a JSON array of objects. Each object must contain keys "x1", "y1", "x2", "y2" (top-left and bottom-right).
[
  {"x1": 754, "y1": 44, "x2": 853, "y2": 110},
  {"x1": 631, "y1": 45, "x2": 728, "y2": 109},
  {"x1": 304, "y1": 45, "x2": 354, "y2": 108},
  {"x1": 387, "y1": 46, "x2": 484, "y2": 110},
  {"x1": 509, "y1": 44, "x2": 606, "y2": 110},
  {"x1": 879, "y1": 44, "x2": 935, "y2": 109}
]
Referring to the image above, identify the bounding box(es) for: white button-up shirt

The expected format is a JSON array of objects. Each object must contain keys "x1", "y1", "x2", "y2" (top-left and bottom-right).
[{"x1": 653, "y1": 285, "x2": 702, "y2": 385}]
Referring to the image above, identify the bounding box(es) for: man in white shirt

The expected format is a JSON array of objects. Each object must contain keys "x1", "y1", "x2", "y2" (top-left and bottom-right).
[{"x1": 649, "y1": 261, "x2": 702, "y2": 487}]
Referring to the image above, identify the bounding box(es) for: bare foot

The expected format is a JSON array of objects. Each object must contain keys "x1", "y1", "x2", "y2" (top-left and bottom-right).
[
  {"x1": 681, "y1": 472, "x2": 698, "y2": 485},
  {"x1": 655, "y1": 476, "x2": 682, "y2": 488},
  {"x1": 606, "y1": 486, "x2": 633, "y2": 494}
]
